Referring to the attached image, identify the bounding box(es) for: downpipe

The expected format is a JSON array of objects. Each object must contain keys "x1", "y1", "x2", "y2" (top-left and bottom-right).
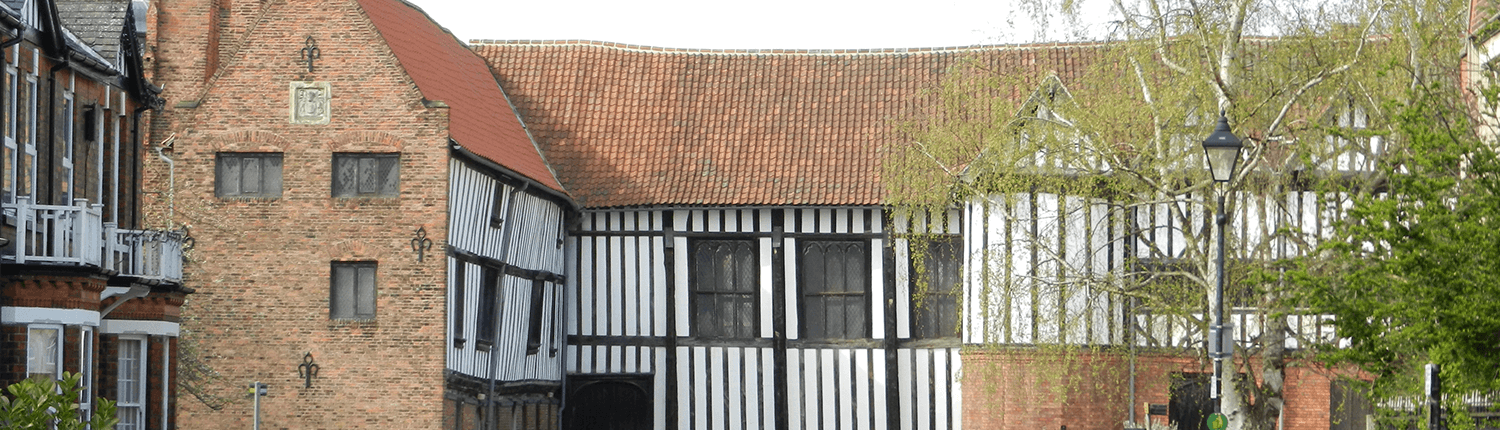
[{"x1": 152, "y1": 133, "x2": 176, "y2": 229}]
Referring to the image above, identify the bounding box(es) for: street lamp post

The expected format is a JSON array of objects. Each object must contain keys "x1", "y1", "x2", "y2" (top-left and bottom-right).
[{"x1": 1202, "y1": 113, "x2": 1242, "y2": 416}]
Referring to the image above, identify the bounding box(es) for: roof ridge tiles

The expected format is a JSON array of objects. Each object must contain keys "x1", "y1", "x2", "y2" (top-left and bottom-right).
[{"x1": 469, "y1": 38, "x2": 1111, "y2": 56}]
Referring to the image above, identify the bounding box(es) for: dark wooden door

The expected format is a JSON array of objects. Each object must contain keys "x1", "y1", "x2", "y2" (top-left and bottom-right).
[
  {"x1": 563, "y1": 377, "x2": 651, "y2": 430},
  {"x1": 1170, "y1": 373, "x2": 1212, "y2": 430}
]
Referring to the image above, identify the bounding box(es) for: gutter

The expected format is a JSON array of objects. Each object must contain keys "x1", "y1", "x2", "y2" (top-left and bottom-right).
[
  {"x1": 449, "y1": 142, "x2": 579, "y2": 214},
  {"x1": 153, "y1": 134, "x2": 176, "y2": 229}
]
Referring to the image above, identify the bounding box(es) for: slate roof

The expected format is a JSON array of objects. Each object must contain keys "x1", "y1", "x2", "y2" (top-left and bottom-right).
[
  {"x1": 356, "y1": 0, "x2": 565, "y2": 193},
  {"x1": 55, "y1": 0, "x2": 127, "y2": 64},
  {"x1": 473, "y1": 41, "x2": 1101, "y2": 208}
]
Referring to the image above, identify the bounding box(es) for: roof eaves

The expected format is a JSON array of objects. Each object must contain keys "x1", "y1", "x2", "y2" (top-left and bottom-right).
[
  {"x1": 0, "y1": 1, "x2": 18, "y2": 23},
  {"x1": 487, "y1": 71, "x2": 569, "y2": 199},
  {"x1": 450, "y1": 140, "x2": 579, "y2": 213},
  {"x1": 63, "y1": 25, "x2": 116, "y2": 73}
]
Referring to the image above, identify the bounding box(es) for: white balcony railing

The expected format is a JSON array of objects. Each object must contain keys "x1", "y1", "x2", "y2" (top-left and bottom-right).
[
  {"x1": 105, "y1": 226, "x2": 185, "y2": 283},
  {"x1": 10, "y1": 197, "x2": 103, "y2": 266},
  {"x1": 4, "y1": 196, "x2": 184, "y2": 283}
]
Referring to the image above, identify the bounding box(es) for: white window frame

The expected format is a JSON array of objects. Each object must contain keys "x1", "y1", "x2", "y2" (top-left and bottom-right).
[
  {"x1": 110, "y1": 92, "x2": 123, "y2": 222},
  {"x1": 159, "y1": 337, "x2": 169, "y2": 430},
  {"x1": 79, "y1": 327, "x2": 94, "y2": 424},
  {"x1": 116, "y1": 335, "x2": 147, "y2": 430},
  {"x1": 24, "y1": 49, "x2": 37, "y2": 201},
  {"x1": 3, "y1": 43, "x2": 17, "y2": 204},
  {"x1": 60, "y1": 74, "x2": 72, "y2": 203},
  {"x1": 26, "y1": 324, "x2": 63, "y2": 380},
  {"x1": 92, "y1": 90, "x2": 102, "y2": 205}
]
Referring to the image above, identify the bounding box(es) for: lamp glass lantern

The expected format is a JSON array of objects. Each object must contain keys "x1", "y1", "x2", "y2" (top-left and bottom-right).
[{"x1": 1202, "y1": 114, "x2": 1243, "y2": 183}]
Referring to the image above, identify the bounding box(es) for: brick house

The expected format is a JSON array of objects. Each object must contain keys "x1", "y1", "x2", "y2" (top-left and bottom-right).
[
  {"x1": 0, "y1": 0, "x2": 189, "y2": 428},
  {"x1": 140, "y1": 0, "x2": 571, "y2": 428},
  {"x1": 136, "y1": 1, "x2": 1389, "y2": 430}
]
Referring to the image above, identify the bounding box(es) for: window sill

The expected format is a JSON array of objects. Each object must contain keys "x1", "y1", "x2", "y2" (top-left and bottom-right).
[
  {"x1": 216, "y1": 196, "x2": 282, "y2": 203},
  {"x1": 897, "y1": 338, "x2": 963, "y2": 349},
  {"x1": 330, "y1": 197, "x2": 401, "y2": 209},
  {"x1": 328, "y1": 318, "x2": 378, "y2": 328},
  {"x1": 786, "y1": 338, "x2": 883, "y2": 349}
]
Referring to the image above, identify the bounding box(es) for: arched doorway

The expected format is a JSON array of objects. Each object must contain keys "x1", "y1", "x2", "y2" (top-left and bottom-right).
[{"x1": 563, "y1": 376, "x2": 652, "y2": 430}]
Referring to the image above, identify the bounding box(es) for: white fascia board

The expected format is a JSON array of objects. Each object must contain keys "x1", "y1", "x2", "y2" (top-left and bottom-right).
[
  {"x1": 1, "y1": 307, "x2": 102, "y2": 326},
  {"x1": 100, "y1": 319, "x2": 180, "y2": 337}
]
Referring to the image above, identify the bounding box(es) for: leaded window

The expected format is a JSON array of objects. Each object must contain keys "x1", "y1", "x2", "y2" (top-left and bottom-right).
[
  {"x1": 331, "y1": 262, "x2": 377, "y2": 320},
  {"x1": 216, "y1": 153, "x2": 283, "y2": 198},
  {"x1": 691, "y1": 239, "x2": 758, "y2": 339},
  {"x1": 800, "y1": 240, "x2": 869, "y2": 339},
  {"x1": 332, "y1": 153, "x2": 399, "y2": 198},
  {"x1": 911, "y1": 236, "x2": 961, "y2": 339}
]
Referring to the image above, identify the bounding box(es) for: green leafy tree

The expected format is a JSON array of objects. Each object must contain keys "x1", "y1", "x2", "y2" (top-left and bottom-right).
[
  {"x1": 1294, "y1": 82, "x2": 1500, "y2": 429},
  {"x1": 0, "y1": 372, "x2": 119, "y2": 430},
  {"x1": 887, "y1": 0, "x2": 1464, "y2": 429}
]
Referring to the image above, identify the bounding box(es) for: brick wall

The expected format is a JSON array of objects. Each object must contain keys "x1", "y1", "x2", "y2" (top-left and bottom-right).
[
  {"x1": 145, "y1": 0, "x2": 451, "y2": 428},
  {"x1": 0, "y1": 272, "x2": 108, "y2": 310},
  {"x1": 0, "y1": 324, "x2": 28, "y2": 385},
  {"x1": 963, "y1": 349, "x2": 1342, "y2": 430}
]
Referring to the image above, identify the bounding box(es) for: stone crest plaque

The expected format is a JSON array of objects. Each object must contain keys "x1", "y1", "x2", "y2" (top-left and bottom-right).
[{"x1": 289, "y1": 81, "x2": 331, "y2": 124}]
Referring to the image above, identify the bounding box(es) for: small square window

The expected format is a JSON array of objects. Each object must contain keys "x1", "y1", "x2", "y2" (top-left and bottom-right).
[
  {"x1": 332, "y1": 153, "x2": 399, "y2": 198},
  {"x1": 216, "y1": 153, "x2": 283, "y2": 198},
  {"x1": 331, "y1": 262, "x2": 377, "y2": 320}
]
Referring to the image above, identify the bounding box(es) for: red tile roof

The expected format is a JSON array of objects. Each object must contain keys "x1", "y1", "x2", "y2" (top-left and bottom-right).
[
  {"x1": 472, "y1": 41, "x2": 1100, "y2": 208},
  {"x1": 357, "y1": 0, "x2": 565, "y2": 193}
]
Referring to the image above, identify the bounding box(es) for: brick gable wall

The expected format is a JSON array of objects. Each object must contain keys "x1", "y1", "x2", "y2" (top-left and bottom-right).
[{"x1": 144, "y1": 0, "x2": 451, "y2": 428}]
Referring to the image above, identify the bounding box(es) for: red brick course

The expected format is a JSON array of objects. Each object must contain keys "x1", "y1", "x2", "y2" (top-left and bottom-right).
[{"x1": 962, "y1": 349, "x2": 1345, "y2": 430}]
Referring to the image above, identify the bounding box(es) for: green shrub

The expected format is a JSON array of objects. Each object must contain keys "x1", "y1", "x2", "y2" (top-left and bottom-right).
[{"x1": 0, "y1": 372, "x2": 118, "y2": 429}]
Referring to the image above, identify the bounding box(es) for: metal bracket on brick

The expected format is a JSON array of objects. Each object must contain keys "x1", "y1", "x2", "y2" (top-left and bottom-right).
[
  {"x1": 412, "y1": 226, "x2": 434, "y2": 262},
  {"x1": 299, "y1": 36, "x2": 320, "y2": 73}
]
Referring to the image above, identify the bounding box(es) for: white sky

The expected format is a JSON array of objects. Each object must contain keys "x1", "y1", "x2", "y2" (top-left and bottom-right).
[{"x1": 407, "y1": 0, "x2": 1117, "y2": 50}]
